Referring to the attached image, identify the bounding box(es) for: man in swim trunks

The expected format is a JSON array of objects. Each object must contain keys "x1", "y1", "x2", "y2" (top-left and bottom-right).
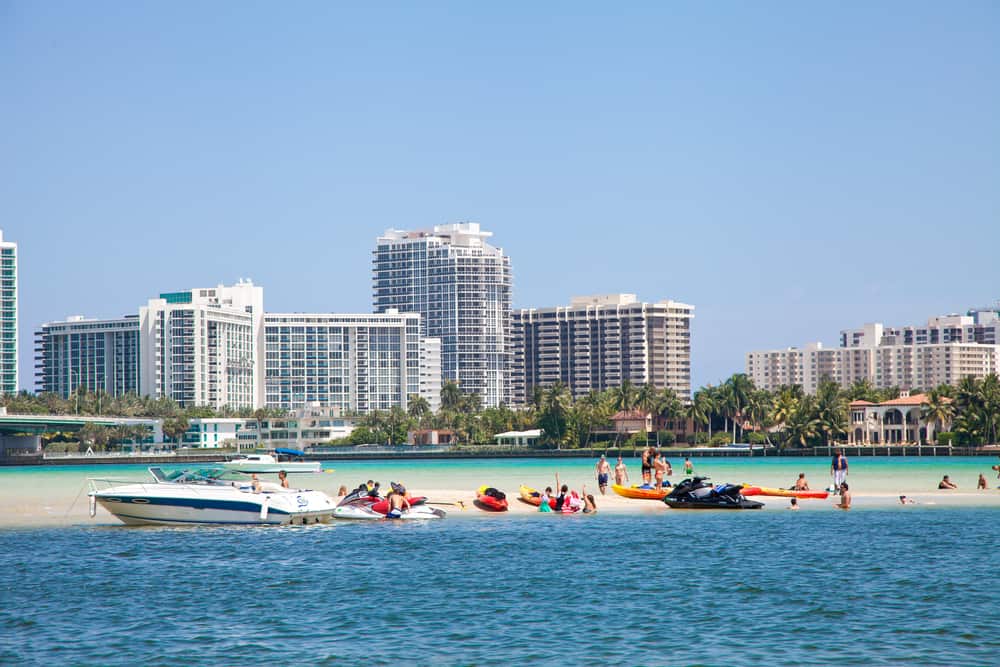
[
  {"x1": 614, "y1": 456, "x2": 629, "y2": 486},
  {"x1": 595, "y1": 455, "x2": 611, "y2": 495},
  {"x1": 938, "y1": 475, "x2": 957, "y2": 489},
  {"x1": 684, "y1": 457, "x2": 693, "y2": 475},
  {"x1": 837, "y1": 482, "x2": 851, "y2": 509},
  {"x1": 793, "y1": 473, "x2": 809, "y2": 491},
  {"x1": 641, "y1": 446, "x2": 653, "y2": 485},
  {"x1": 385, "y1": 489, "x2": 410, "y2": 519}
]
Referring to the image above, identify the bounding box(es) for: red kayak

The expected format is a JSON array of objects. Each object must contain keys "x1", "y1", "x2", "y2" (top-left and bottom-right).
[
  {"x1": 369, "y1": 496, "x2": 427, "y2": 514},
  {"x1": 475, "y1": 486, "x2": 508, "y2": 512}
]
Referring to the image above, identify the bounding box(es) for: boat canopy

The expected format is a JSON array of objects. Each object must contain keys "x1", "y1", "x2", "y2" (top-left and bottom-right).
[{"x1": 275, "y1": 447, "x2": 306, "y2": 457}]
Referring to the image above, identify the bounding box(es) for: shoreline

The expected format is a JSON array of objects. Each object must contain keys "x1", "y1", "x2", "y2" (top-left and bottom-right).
[{"x1": 5, "y1": 444, "x2": 999, "y2": 467}]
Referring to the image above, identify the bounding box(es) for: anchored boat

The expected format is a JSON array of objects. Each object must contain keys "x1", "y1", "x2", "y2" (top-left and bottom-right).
[{"x1": 88, "y1": 467, "x2": 336, "y2": 526}]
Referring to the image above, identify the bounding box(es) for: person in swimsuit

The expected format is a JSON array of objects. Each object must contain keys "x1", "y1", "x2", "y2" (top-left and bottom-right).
[
  {"x1": 278, "y1": 470, "x2": 290, "y2": 489},
  {"x1": 837, "y1": 482, "x2": 851, "y2": 509},
  {"x1": 251, "y1": 473, "x2": 262, "y2": 493},
  {"x1": 641, "y1": 447, "x2": 653, "y2": 485},
  {"x1": 977, "y1": 473, "x2": 987, "y2": 490},
  {"x1": 538, "y1": 487, "x2": 553, "y2": 513},
  {"x1": 938, "y1": 475, "x2": 957, "y2": 489},
  {"x1": 653, "y1": 452, "x2": 667, "y2": 489},
  {"x1": 793, "y1": 473, "x2": 809, "y2": 491},
  {"x1": 614, "y1": 456, "x2": 629, "y2": 486},
  {"x1": 788, "y1": 498, "x2": 799, "y2": 510},
  {"x1": 595, "y1": 455, "x2": 611, "y2": 495},
  {"x1": 385, "y1": 489, "x2": 411, "y2": 519},
  {"x1": 581, "y1": 485, "x2": 598, "y2": 514},
  {"x1": 684, "y1": 457, "x2": 693, "y2": 475}
]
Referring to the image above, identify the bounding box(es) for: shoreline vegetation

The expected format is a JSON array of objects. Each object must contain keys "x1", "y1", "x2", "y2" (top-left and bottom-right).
[{"x1": 4, "y1": 372, "x2": 1000, "y2": 457}]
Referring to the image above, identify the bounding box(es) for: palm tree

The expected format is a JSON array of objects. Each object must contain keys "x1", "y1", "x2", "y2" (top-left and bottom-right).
[
  {"x1": 611, "y1": 380, "x2": 637, "y2": 413},
  {"x1": 687, "y1": 389, "x2": 713, "y2": 439},
  {"x1": 440, "y1": 381, "x2": 463, "y2": 412},
  {"x1": 743, "y1": 389, "x2": 774, "y2": 446},
  {"x1": 635, "y1": 383, "x2": 657, "y2": 416},
  {"x1": 920, "y1": 388, "x2": 954, "y2": 444},
  {"x1": 815, "y1": 378, "x2": 846, "y2": 446},
  {"x1": 407, "y1": 394, "x2": 431, "y2": 423},
  {"x1": 726, "y1": 373, "x2": 754, "y2": 443},
  {"x1": 539, "y1": 383, "x2": 572, "y2": 448},
  {"x1": 784, "y1": 396, "x2": 820, "y2": 448}
]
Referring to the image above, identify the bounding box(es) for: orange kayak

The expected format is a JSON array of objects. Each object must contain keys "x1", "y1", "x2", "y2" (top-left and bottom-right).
[
  {"x1": 741, "y1": 486, "x2": 828, "y2": 499},
  {"x1": 611, "y1": 484, "x2": 670, "y2": 500}
]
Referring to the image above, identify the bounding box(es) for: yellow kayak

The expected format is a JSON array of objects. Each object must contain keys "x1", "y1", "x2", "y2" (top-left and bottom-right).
[{"x1": 611, "y1": 484, "x2": 670, "y2": 500}]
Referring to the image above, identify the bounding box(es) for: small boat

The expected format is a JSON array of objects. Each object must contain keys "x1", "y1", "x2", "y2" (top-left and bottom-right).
[
  {"x1": 741, "y1": 486, "x2": 829, "y2": 499},
  {"x1": 88, "y1": 467, "x2": 336, "y2": 526},
  {"x1": 663, "y1": 477, "x2": 764, "y2": 510},
  {"x1": 475, "y1": 485, "x2": 508, "y2": 512},
  {"x1": 611, "y1": 483, "x2": 671, "y2": 500},
  {"x1": 332, "y1": 485, "x2": 444, "y2": 520},
  {"x1": 222, "y1": 451, "x2": 321, "y2": 474}
]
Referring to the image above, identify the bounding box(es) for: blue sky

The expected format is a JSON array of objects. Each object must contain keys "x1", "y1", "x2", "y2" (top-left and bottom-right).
[{"x1": 3, "y1": 1, "x2": 998, "y2": 392}]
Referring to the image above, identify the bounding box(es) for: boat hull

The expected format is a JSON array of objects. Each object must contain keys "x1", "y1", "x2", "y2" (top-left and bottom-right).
[
  {"x1": 741, "y1": 486, "x2": 829, "y2": 499},
  {"x1": 611, "y1": 484, "x2": 670, "y2": 500},
  {"x1": 92, "y1": 485, "x2": 336, "y2": 526},
  {"x1": 222, "y1": 461, "x2": 321, "y2": 473}
]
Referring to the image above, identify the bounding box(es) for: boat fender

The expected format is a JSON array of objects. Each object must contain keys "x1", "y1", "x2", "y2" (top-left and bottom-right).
[
  {"x1": 260, "y1": 496, "x2": 270, "y2": 520},
  {"x1": 89, "y1": 494, "x2": 97, "y2": 518}
]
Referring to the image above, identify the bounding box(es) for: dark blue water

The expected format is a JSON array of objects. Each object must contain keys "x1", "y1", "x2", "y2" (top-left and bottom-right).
[{"x1": 2, "y1": 510, "x2": 998, "y2": 666}]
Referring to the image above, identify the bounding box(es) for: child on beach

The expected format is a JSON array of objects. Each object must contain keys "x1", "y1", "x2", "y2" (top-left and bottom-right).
[{"x1": 538, "y1": 487, "x2": 553, "y2": 513}]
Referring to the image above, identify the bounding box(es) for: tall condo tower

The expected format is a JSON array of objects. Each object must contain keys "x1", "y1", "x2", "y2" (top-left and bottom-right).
[
  {"x1": 0, "y1": 231, "x2": 16, "y2": 393},
  {"x1": 139, "y1": 281, "x2": 264, "y2": 409},
  {"x1": 373, "y1": 223, "x2": 512, "y2": 408}
]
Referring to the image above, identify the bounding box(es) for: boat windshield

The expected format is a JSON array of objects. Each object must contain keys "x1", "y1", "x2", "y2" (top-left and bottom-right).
[{"x1": 161, "y1": 468, "x2": 249, "y2": 484}]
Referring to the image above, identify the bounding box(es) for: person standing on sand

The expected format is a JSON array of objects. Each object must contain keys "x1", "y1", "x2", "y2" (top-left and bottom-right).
[
  {"x1": 641, "y1": 446, "x2": 654, "y2": 486},
  {"x1": 614, "y1": 456, "x2": 629, "y2": 486},
  {"x1": 595, "y1": 455, "x2": 611, "y2": 495},
  {"x1": 831, "y1": 449, "x2": 848, "y2": 493},
  {"x1": 653, "y1": 453, "x2": 667, "y2": 488},
  {"x1": 837, "y1": 482, "x2": 851, "y2": 509},
  {"x1": 978, "y1": 474, "x2": 987, "y2": 490}
]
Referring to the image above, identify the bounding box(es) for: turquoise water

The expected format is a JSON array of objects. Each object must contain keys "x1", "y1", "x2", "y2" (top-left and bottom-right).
[{"x1": 2, "y1": 509, "x2": 998, "y2": 665}]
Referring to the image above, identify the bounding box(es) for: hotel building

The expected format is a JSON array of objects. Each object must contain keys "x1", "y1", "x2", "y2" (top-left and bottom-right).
[
  {"x1": 261, "y1": 311, "x2": 440, "y2": 413},
  {"x1": 373, "y1": 223, "x2": 513, "y2": 408},
  {"x1": 0, "y1": 231, "x2": 16, "y2": 393},
  {"x1": 139, "y1": 281, "x2": 264, "y2": 409},
  {"x1": 35, "y1": 315, "x2": 141, "y2": 397},
  {"x1": 747, "y1": 309, "x2": 1000, "y2": 394},
  {"x1": 512, "y1": 294, "x2": 694, "y2": 404}
]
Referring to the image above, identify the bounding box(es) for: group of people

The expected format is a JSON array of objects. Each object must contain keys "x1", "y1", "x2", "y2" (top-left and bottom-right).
[
  {"x1": 592, "y1": 450, "x2": 695, "y2": 495},
  {"x1": 537, "y1": 474, "x2": 598, "y2": 514},
  {"x1": 249, "y1": 470, "x2": 292, "y2": 493},
  {"x1": 939, "y1": 472, "x2": 993, "y2": 490}
]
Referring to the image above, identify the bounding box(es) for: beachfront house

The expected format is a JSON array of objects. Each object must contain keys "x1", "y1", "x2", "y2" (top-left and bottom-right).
[{"x1": 847, "y1": 392, "x2": 952, "y2": 445}]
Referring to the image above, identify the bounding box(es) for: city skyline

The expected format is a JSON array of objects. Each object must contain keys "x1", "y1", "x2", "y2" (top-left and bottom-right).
[{"x1": 5, "y1": 2, "x2": 998, "y2": 392}]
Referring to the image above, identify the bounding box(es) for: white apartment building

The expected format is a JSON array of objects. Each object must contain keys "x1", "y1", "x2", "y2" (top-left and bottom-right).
[
  {"x1": 262, "y1": 311, "x2": 440, "y2": 413},
  {"x1": 35, "y1": 315, "x2": 140, "y2": 397},
  {"x1": 139, "y1": 281, "x2": 264, "y2": 409},
  {"x1": 373, "y1": 223, "x2": 513, "y2": 408},
  {"x1": 513, "y1": 294, "x2": 694, "y2": 404},
  {"x1": 0, "y1": 231, "x2": 16, "y2": 393},
  {"x1": 748, "y1": 310, "x2": 1000, "y2": 393}
]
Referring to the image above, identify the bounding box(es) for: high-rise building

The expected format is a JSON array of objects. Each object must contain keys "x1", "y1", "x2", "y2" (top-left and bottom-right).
[
  {"x1": 261, "y1": 311, "x2": 439, "y2": 413},
  {"x1": 512, "y1": 294, "x2": 694, "y2": 404},
  {"x1": 139, "y1": 281, "x2": 264, "y2": 409},
  {"x1": 0, "y1": 231, "x2": 17, "y2": 393},
  {"x1": 373, "y1": 223, "x2": 512, "y2": 407},
  {"x1": 35, "y1": 315, "x2": 140, "y2": 397},
  {"x1": 747, "y1": 308, "x2": 1000, "y2": 393}
]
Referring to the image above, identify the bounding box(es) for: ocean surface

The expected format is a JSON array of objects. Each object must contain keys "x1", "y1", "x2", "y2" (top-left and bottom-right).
[{"x1": 2, "y1": 509, "x2": 999, "y2": 666}]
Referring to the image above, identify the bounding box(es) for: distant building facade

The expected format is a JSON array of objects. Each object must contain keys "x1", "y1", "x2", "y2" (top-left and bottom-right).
[
  {"x1": 373, "y1": 223, "x2": 512, "y2": 408},
  {"x1": 747, "y1": 308, "x2": 1000, "y2": 394},
  {"x1": 184, "y1": 405, "x2": 358, "y2": 449},
  {"x1": 0, "y1": 231, "x2": 16, "y2": 393},
  {"x1": 262, "y1": 311, "x2": 440, "y2": 414},
  {"x1": 35, "y1": 315, "x2": 140, "y2": 397},
  {"x1": 139, "y1": 281, "x2": 264, "y2": 409},
  {"x1": 512, "y1": 294, "x2": 694, "y2": 404}
]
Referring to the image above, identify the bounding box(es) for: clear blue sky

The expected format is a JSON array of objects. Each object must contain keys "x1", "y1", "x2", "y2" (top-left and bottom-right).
[{"x1": 3, "y1": 1, "x2": 998, "y2": 392}]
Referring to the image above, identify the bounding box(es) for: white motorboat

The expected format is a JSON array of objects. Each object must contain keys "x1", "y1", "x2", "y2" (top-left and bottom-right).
[
  {"x1": 88, "y1": 467, "x2": 336, "y2": 526},
  {"x1": 222, "y1": 452, "x2": 321, "y2": 474}
]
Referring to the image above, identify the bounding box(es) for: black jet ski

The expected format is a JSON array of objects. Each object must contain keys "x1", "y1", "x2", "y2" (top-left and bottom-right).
[{"x1": 663, "y1": 476, "x2": 764, "y2": 510}]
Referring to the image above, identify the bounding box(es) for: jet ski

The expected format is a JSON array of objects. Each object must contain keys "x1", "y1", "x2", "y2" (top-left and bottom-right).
[
  {"x1": 663, "y1": 477, "x2": 764, "y2": 510},
  {"x1": 334, "y1": 482, "x2": 444, "y2": 520}
]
